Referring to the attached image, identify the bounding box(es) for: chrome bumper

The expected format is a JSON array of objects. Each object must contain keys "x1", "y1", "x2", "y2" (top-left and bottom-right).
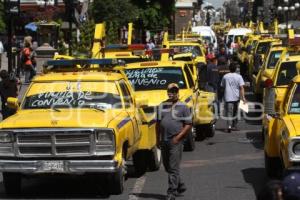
[{"x1": 0, "y1": 159, "x2": 119, "y2": 173}]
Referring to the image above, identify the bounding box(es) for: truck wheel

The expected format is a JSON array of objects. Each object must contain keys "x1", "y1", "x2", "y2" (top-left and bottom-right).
[
  {"x1": 264, "y1": 152, "x2": 282, "y2": 178},
  {"x1": 3, "y1": 172, "x2": 21, "y2": 196},
  {"x1": 148, "y1": 146, "x2": 161, "y2": 171},
  {"x1": 133, "y1": 150, "x2": 147, "y2": 176},
  {"x1": 206, "y1": 124, "x2": 216, "y2": 138},
  {"x1": 109, "y1": 157, "x2": 126, "y2": 194},
  {"x1": 184, "y1": 129, "x2": 195, "y2": 151},
  {"x1": 195, "y1": 125, "x2": 206, "y2": 141}
]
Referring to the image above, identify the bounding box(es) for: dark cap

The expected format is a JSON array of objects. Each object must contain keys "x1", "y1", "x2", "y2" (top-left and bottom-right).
[
  {"x1": 167, "y1": 83, "x2": 179, "y2": 93},
  {"x1": 283, "y1": 173, "x2": 300, "y2": 198}
]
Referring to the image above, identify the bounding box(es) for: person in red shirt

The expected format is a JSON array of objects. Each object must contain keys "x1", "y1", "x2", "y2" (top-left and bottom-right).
[{"x1": 21, "y1": 41, "x2": 34, "y2": 83}]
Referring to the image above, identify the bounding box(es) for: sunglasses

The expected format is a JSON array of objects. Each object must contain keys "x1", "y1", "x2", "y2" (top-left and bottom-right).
[{"x1": 167, "y1": 87, "x2": 179, "y2": 93}]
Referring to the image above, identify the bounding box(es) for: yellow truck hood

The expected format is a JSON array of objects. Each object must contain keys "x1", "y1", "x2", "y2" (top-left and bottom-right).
[
  {"x1": 0, "y1": 109, "x2": 123, "y2": 129},
  {"x1": 135, "y1": 89, "x2": 192, "y2": 107}
]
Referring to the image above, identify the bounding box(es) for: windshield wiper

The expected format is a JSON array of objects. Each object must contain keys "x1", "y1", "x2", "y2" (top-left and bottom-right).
[
  {"x1": 50, "y1": 107, "x2": 61, "y2": 112},
  {"x1": 90, "y1": 107, "x2": 106, "y2": 112}
]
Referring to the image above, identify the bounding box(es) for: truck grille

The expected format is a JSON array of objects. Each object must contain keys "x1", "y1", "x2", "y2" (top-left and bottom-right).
[{"x1": 15, "y1": 129, "x2": 95, "y2": 157}]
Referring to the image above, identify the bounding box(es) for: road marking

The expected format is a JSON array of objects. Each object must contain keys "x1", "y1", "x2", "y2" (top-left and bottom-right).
[
  {"x1": 128, "y1": 175, "x2": 147, "y2": 200},
  {"x1": 181, "y1": 152, "x2": 263, "y2": 169},
  {"x1": 216, "y1": 129, "x2": 261, "y2": 134}
]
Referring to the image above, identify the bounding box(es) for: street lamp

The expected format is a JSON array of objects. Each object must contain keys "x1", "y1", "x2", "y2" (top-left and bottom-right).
[{"x1": 277, "y1": 0, "x2": 293, "y2": 36}]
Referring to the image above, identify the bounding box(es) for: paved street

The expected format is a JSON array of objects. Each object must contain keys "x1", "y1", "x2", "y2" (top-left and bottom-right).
[{"x1": 0, "y1": 90, "x2": 266, "y2": 200}]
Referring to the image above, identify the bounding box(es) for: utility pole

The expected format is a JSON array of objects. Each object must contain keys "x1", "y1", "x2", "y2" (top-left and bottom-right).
[{"x1": 4, "y1": 0, "x2": 20, "y2": 74}]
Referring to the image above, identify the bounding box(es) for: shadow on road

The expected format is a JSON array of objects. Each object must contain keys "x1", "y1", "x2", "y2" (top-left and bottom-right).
[
  {"x1": 245, "y1": 131, "x2": 263, "y2": 150},
  {"x1": 130, "y1": 193, "x2": 166, "y2": 200},
  {"x1": 241, "y1": 168, "x2": 268, "y2": 197},
  {"x1": 0, "y1": 164, "x2": 139, "y2": 199}
]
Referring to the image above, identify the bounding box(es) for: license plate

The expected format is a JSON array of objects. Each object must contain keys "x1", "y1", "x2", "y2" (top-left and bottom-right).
[{"x1": 42, "y1": 161, "x2": 64, "y2": 172}]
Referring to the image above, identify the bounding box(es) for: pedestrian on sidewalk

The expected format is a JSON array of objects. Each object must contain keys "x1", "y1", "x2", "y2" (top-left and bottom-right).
[
  {"x1": 220, "y1": 62, "x2": 246, "y2": 133},
  {"x1": 21, "y1": 40, "x2": 34, "y2": 83},
  {"x1": 156, "y1": 83, "x2": 192, "y2": 200},
  {"x1": 0, "y1": 70, "x2": 18, "y2": 120}
]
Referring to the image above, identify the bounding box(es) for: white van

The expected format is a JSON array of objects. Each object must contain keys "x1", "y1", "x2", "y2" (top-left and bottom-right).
[
  {"x1": 192, "y1": 26, "x2": 218, "y2": 49},
  {"x1": 226, "y1": 28, "x2": 253, "y2": 54}
]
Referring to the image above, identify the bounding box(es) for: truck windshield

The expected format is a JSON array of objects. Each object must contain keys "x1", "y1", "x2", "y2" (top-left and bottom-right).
[
  {"x1": 267, "y1": 50, "x2": 283, "y2": 69},
  {"x1": 170, "y1": 45, "x2": 203, "y2": 56},
  {"x1": 289, "y1": 84, "x2": 300, "y2": 114},
  {"x1": 256, "y1": 42, "x2": 271, "y2": 55},
  {"x1": 276, "y1": 62, "x2": 298, "y2": 86},
  {"x1": 22, "y1": 81, "x2": 122, "y2": 109},
  {"x1": 124, "y1": 67, "x2": 187, "y2": 91}
]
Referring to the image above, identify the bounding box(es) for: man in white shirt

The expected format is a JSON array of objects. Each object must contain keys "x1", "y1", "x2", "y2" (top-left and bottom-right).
[{"x1": 221, "y1": 62, "x2": 246, "y2": 132}]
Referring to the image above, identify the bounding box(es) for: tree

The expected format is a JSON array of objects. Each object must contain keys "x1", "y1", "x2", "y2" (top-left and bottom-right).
[
  {"x1": 91, "y1": 0, "x2": 138, "y2": 43},
  {"x1": 0, "y1": 2, "x2": 6, "y2": 33}
]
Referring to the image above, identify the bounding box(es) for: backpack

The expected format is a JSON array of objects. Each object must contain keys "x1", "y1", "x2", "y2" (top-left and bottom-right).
[{"x1": 20, "y1": 48, "x2": 30, "y2": 63}]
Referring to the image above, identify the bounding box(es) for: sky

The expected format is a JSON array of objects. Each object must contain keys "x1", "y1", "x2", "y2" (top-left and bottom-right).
[{"x1": 207, "y1": 0, "x2": 225, "y2": 8}]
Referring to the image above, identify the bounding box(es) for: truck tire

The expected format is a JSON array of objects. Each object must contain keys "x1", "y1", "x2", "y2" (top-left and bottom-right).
[
  {"x1": 184, "y1": 130, "x2": 195, "y2": 151},
  {"x1": 133, "y1": 150, "x2": 147, "y2": 176},
  {"x1": 264, "y1": 152, "x2": 282, "y2": 178},
  {"x1": 109, "y1": 155, "x2": 126, "y2": 195},
  {"x1": 195, "y1": 125, "x2": 206, "y2": 141},
  {"x1": 206, "y1": 124, "x2": 216, "y2": 138},
  {"x1": 3, "y1": 172, "x2": 21, "y2": 196},
  {"x1": 148, "y1": 146, "x2": 161, "y2": 171}
]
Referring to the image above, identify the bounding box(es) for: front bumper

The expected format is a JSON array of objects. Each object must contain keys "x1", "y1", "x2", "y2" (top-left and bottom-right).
[{"x1": 0, "y1": 159, "x2": 119, "y2": 174}]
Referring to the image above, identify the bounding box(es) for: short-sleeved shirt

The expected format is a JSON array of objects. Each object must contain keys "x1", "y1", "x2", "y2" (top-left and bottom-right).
[
  {"x1": 221, "y1": 72, "x2": 245, "y2": 102},
  {"x1": 157, "y1": 100, "x2": 192, "y2": 142}
]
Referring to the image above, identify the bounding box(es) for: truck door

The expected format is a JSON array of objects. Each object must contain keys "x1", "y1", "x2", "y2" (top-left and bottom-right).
[{"x1": 119, "y1": 80, "x2": 141, "y2": 143}]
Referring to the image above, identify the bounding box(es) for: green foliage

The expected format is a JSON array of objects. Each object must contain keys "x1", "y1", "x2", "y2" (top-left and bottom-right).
[
  {"x1": 91, "y1": 0, "x2": 176, "y2": 42},
  {"x1": 72, "y1": 19, "x2": 95, "y2": 57},
  {"x1": 0, "y1": 2, "x2": 6, "y2": 33},
  {"x1": 91, "y1": 0, "x2": 138, "y2": 44},
  {"x1": 137, "y1": 2, "x2": 170, "y2": 30}
]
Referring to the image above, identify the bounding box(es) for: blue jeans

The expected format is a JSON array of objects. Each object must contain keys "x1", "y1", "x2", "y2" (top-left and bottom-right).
[{"x1": 225, "y1": 101, "x2": 239, "y2": 128}]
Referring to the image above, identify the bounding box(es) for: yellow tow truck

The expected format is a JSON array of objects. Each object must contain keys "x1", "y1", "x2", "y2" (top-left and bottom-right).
[
  {"x1": 0, "y1": 59, "x2": 160, "y2": 195},
  {"x1": 252, "y1": 44, "x2": 285, "y2": 97},
  {"x1": 248, "y1": 37, "x2": 281, "y2": 81},
  {"x1": 263, "y1": 52, "x2": 300, "y2": 177},
  {"x1": 121, "y1": 59, "x2": 216, "y2": 149}
]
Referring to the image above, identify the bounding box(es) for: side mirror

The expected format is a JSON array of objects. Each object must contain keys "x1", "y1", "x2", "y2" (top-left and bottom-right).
[
  {"x1": 297, "y1": 61, "x2": 300, "y2": 71},
  {"x1": 7, "y1": 97, "x2": 19, "y2": 110},
  {"x1": 263, "y1": 79, "x2": 273, "y2": 88},
  {"x1": 136, "y1": 98, "x2": 148, "y2": 108}
]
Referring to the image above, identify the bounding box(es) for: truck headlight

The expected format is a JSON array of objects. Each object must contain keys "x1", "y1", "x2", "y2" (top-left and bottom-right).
[
  {"x1": 96, "y1": 130, "x2": 114, "y2": 145},
  {"x1": 293, "y1": 143, "x2": 300, "y2": 155},
  {"x1": 95, "y1": 129, "x2": 115, "y2": 155},
  {"x1": 0, "y1": 132, "x2": 13, "y2": 143}
]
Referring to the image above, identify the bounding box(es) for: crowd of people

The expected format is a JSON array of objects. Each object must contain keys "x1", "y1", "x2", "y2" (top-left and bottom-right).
[{"x1": 0, "y1": 35, "x2": 37, "y2": 121}]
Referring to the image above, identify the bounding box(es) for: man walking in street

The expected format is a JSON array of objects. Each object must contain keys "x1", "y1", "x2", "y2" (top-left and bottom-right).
[
  {"x1": 156, "y1": 83, "x2": 192, "y2": 200},
  {"x1": 221, "y1": 62, "x2": 246, "y2": 133}
]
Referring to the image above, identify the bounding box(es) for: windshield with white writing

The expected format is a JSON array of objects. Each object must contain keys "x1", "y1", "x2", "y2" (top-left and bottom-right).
[
  {"x1": 124, "y1": 67, "x2": 187, "y2": 91},
  {"x1": 170, "y1": 45, "x2": 202, "y2": 56},
  {"x1": 22, "y1": 82, "x2": 122, "y2": 109}
]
